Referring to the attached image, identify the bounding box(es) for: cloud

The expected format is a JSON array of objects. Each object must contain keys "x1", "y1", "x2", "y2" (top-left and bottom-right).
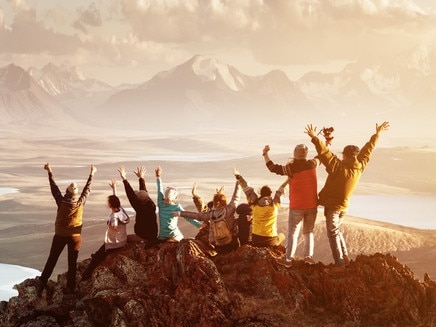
[
  {"x1": 0, "y1": 2, "x2": 82, "y2": 55},
  {"x1": 73, "y1": 3, "x2": 102, "y2": 33},
  {"x1": 119, "y1": 0, "x2": 436, "y2": 66},
  {"x1": 1, "y1": 0, "x2": 435, "y2": 84}
]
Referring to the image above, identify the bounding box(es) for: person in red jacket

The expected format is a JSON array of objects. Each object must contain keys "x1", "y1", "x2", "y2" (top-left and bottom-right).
[
  {"x1": 37, "y1": 163, "x2": 96, "y2": 295},
  {"x1": 305, "y1": 121, "x2": 389, "y2": 274},
  {"x1": 263, "y1": 144, "x2": 319, "y2": 267}
]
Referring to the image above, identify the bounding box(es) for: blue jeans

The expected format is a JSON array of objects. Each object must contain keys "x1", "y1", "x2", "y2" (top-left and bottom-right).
[
  {"x1": 285, "y1": 208, "x2": 317, "y2": 260},
  {"x1": 324, "y1": 208, "x2": 348, "y2": 267}
]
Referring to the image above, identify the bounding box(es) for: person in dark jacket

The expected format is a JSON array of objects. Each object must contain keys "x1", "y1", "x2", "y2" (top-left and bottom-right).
[
  {"x1": 236, "y1": 203, "x2": 253, "y2": 246},
  {"x1": 37, "y1": 162, "x2": 96, "y2": 295},
  {"x1": 305, "y1": 121, "x2": 389, "y2": 274},
  {"x1": 118, "y1": 165, "x2": 158, "y2": 247}
]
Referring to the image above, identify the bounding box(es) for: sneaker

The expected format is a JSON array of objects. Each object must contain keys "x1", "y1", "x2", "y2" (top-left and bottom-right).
[
  {"x1": 276, "y1": 258, "x2": 293, "y2": 268},
  {"x1": 343, "y1": 254, "x2": 350, "y2": 266},
  {"x1": 324, "y1": 265, "x2": 346, "y2": 275},
  {"x1": 304, "y1": 256, "x2": 316, "y2": 265}
]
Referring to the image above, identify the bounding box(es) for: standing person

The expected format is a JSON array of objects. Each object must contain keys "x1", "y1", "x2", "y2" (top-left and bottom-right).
[
  {"x1": 37, "y1": 163, "x2": 96, "y2": 295},
  {"x1": 175, "y1": 169, "x2": 242, "y2": 254},
  {"x1": 81, "y1": 185, "x2": 130, "y2": 281},
  {"x1": 155, "y1": 166, "x2": 201, "y2": 242},
  {"x1": 305, "y1": 121, "x2": 390, "y2": 273},
  {"x1": 235, "y1": 170, "x2": 286, "y2": 247},
  {"x1": 118, "y1": 165, "x2": 158, "y2": 246},
  {"x1": 235, "y1": 203, "x2": 253, "y2": 245},
  {"x1": 263, "y1": 144, "x2": 320, "y2": 267}
]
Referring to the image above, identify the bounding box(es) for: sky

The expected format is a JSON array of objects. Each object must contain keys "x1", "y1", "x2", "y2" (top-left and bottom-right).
[{"x1": 1, "y1": 0, "x2": 436, "y2": 85}]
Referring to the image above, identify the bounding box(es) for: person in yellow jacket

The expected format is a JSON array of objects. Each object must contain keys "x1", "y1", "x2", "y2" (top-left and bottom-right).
[
  {"x1": 235, "y1": 169, "x2": 287, "y2": 247},
  {"x1": 305, "y1": 122, "x2": 390, "y2": 273}
]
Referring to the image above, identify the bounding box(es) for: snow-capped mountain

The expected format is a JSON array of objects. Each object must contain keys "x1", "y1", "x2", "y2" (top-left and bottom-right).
[
  {"x1": 0, "y1": 64, "x2": 68, "y2": 125},
  {"x1": 97, "y1": 55, "x2": 314, "y2": 130},
  {"x1": 1, "y1": 45, "x2": 435, "y2": 137},
  {"x1": 28, "y1": 63, "x2": 113, "y2": 97}
]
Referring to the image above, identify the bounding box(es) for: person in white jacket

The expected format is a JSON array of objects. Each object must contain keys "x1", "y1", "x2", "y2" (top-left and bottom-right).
[{"x1": 81, "y1": 180, "x2": 130, "y2": 280}]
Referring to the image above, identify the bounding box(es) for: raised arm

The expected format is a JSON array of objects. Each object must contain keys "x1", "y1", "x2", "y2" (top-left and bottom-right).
[
  {"x1": 134, "y1": 166, "x2": 147, "y2": 191},
  {"x1": 234, "y1": 168, "x2": 258, "y2": 205},
  {"x1": 118, "y1": 165, "x2": 140, "y2": 209},
  {"x1": 44, "y1": 162, "x2": 62, "y2": 205},
  {"x1": 78, "y1": 164, "x2": 96, "y2": 205}
]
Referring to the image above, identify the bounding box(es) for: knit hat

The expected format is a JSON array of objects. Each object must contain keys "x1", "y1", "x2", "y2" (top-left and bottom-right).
[
  {"x1": 164, "y1": 187, "x2": 179, "y2": 203},
  {"x1": 135, "y1": 190, "x2": 149, "y2": 202},
  {"x1": 293, "y1": 144, "x2": 308, "y2": 160},
  {"x1": 66, "y1": 182, "x2": 78, "y2": 195},
  {"x1": 342, "y1": 145, "x2": 360, "y2": 157}
]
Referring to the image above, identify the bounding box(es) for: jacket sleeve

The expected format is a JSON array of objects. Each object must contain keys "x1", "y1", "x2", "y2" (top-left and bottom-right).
[
  {"x1": 139, "y1": 178, "x2": 147, "y2": 192},
  {"x1": 122, "y1": 179, "x2": 139, "y2": 210},
  {"x1": 192, "y1": 195, "x2": 207, "y2": 212},
  {"x1": 78, "y1": 174, "x2": 93, "y2": 205},
  {"x1": 265, "y1": 160, "x2": 292, "y2": 177},
  {"x1": 311, "y1": 136, "x2": 342, "y2": 174},
  {"x1": 48, "y1": 172, "x2": 63, "y2": 207},
  {"x1": 156, "y1": 177, "x2": 164, "y2": 206},
  {"x1": 357, "y1": 133, "x2": 379, "y2": 170},
  {"x1": 273, "y1": 179, "x2": 287, "y2": 205},
  {"x1": 180, "y1": 210, "x2": 211, "y2": 222},
  {"x1": 236, "y1": 174, "x2": 258, "y2": 205},
  {"x1": 229, "y1": 180, "x2": 241, "y2": 209}
]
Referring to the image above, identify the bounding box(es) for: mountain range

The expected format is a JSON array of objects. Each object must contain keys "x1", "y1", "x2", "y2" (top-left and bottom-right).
[{"x1": 1, "y1": 43, "x2": 435, "y2": 138}]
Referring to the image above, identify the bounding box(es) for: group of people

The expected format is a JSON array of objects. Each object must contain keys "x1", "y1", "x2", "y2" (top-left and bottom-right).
[{"x1": 36, "y1": 121, "x2": 389, "y2": 294}]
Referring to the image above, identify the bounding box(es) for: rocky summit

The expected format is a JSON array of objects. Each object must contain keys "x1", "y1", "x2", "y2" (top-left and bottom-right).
[{"x1": 1, "y1": 240, "x2": 436, "y2": 327}]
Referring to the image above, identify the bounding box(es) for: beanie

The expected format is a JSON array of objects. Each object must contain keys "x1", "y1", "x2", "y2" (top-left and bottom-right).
[
  {"x1": 66, "y1": 183, "x2": 78, "y2": 195},
  {"x1": 294, "y1": 144, "x2": 308, "y2": 160}
]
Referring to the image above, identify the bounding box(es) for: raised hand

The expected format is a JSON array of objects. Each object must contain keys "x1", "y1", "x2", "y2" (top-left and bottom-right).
[
  {"x1": 118, "y1": 165, "x2": 127, "y2": 180},
  {"x1": 44, "y1": 162, "x2": 52, "y2": 172},
  {"x1": 192, "y1": 182, "x2": 198, "y2": 197},
  {"x1": 134, "y1": 166, "x2": 145, "y2": 179},
  {"x1": 376, "y1": 121, "x2": 390, "y2": 135},
  {"x1": 304, "y1": 124, "x2": 317, "y2": 138},
  {"x1": 109, "y1": 179, "x2": 117, "y2": 189},
  {"x1": 90, "y1": 164, "x2": 97, "y2": 176}
]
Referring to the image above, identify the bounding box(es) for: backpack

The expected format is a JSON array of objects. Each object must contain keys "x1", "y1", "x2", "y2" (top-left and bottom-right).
[{"x1": 210, "y1": 210, "x2": 232, "y2": 246}]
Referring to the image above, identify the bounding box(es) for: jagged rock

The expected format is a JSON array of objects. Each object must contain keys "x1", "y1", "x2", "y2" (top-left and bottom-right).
[{"x1": 1, "y1": 240, "x2": 436, "y2": 327}]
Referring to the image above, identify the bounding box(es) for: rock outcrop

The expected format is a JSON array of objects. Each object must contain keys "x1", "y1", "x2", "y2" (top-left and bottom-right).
[{"x1": 1, "y1": 240, "x2": 436, "y2": 327}]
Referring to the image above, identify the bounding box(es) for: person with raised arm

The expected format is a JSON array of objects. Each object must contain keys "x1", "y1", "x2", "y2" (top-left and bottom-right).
[
  {"x1": 118, "y1": 165, "x2": 158, "y2": 247},
  {"x1": 81, "y1": 180, "x2": 130, "y2": 281},
  {"x1": 37, "y1": 163, "x2": 96, "y2": 295},
  {"x1": 155, "y1": 166, "x2": 201, "y2": 242},
  {"x1": 174, "y1": 169, "x2": 242, "y2": 253},
  {"x1": 263, "y1": 143, "x2": 320, "y2": 267},
  {"x1": 234, "y1": 169, "x2": 287, "y2": 248},
  {"x1": 305, "y1": 121, "x2": 390, "y2": 274}
]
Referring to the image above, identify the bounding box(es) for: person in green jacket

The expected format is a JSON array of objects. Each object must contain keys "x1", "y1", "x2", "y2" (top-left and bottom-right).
[{"x1": 305, "y1": 122, "x2": 389, "y2": 273}]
